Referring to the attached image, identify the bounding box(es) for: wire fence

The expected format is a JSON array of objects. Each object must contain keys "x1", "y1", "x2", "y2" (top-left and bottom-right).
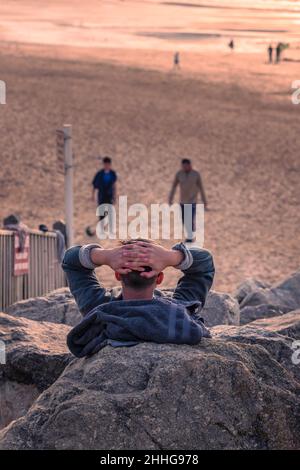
[{"x1": 0, "y1": 229, "x2": 66, "y2": 311}]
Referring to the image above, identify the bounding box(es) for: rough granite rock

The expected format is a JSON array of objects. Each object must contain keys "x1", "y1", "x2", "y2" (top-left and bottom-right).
[
  {"x1": 200, "y1": 291, "x2": 240, "y2": 327},
  {"x1": 247, "y1": 310, "x2": 300, "y2": 338},
  {"x1": 234, "y1": 278, "x2": 271, "y2": 304},
  {"x1": 240, "y1": 270, "x2": 300, "y2": 314},
  {"x1": 240, "y1": 303, "x2": 290, "y2": 325},
  {"x1": 5, "y1": 288, "x2": 81, "y2": 327},
  {"x1": 5, "y1": 287, "x2": 240, "y2": 329},
  {"x1": 212, "y1": 310, "x2": 300, "y2": 382},
  {"x1": 0, "y1": 312, "x2": 71, "y2": 429},
  {"x1": 111, "y1": 288, "x2": 240, "y2": 327},
  {"x1": 1, "y1": 315, "x2": 300, "y2": 450}
]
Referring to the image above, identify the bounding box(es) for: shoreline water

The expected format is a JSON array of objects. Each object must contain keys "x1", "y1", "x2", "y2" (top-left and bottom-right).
[{"x1": 1, "y1": 0, "x2": 300, "y2": 54}]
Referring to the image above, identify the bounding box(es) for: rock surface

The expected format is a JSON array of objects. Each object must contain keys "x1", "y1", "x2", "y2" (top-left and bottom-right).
[
  {"x1": 1, "y1": 311, "x2": 300, "y2": 450},
  {"x1": 5, "y1": 288, "x2": 81, "y2": 327},
  {"x1": 5, "y1": 287, "x2": 241, "y2": 329},
  {"x1": 234, "y1": 278, "x2": 270, "y2": 304},
  {"x1": 200, "y1": 291, "x2": 240, "y2": 327},
  {"x1": 136, "y1": 288, "x2": 240, "y2": 327},
  {"x1": 0, "y1": 312, "x2": 71, "y2": 429},
  {"x1": 239, "y1": 303, "x2": 290, "y2": 325},
  {"x1": 235, "y1": 271, "x2": 300, "y2": 324},
  {"x1": 1, "y1": 277, "x2": 300, "y2": 450},
  {"x1": 212, "y1": 310, "x2": 300, "y2": 382}
]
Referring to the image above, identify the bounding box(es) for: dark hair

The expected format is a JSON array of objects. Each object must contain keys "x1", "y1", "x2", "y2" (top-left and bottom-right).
[
  {"x1": 120, "y1": 239, "x2": 158, "y2": 290},
  {"x1": 103, "y1": 156, "x2": 112, "y2": 164},
  {"x1": 181, "y1": 158, "x2": 191, "y2": 165}
]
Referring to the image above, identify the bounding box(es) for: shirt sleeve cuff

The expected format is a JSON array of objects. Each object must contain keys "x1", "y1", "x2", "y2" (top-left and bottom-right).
[
  {"x1": 79, "y1": 244, "x2": 103, "y2": 270},
  {"x1": 172, "y1": 242, "x2": 193, "y2": 271}
]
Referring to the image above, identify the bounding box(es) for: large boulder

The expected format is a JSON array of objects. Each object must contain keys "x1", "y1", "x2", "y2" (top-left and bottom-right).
[
  {"x1": 234, "y1": 271, "x2": 300, "y2": 325},
  {"x1": 0, "y1": 312, "x2": 71, "y2": 429},
  {"x1": 234, "y1": 278, "x2": 270, "y2": 304},
  {"x1": 248, "y1": 309, "x2": 300, "y2": 338},
  {"x1": 139, "y1": 288, "x2": 240, "y2": 327},
  {"x1": 1, "y1": 320, "x2": 299, "y2": 450},
  {"x1": 200, "y1": 291, "x2": 240, "y2": 327},
  {"x1": 240, "y1": 271, "x2": 300, "y2": 313},
  {"x1": 240, "y1": 303, "x2": 290, "y2": 325},
  {"x1": 5, "y1": 288, "x2": 81, "y2": 327},
  {"x1": 5, "y1": 287, "x2": 240, "y2": 329},
  {"x1": 212, "y1": 310, "x2": 300, "y2": 382}
]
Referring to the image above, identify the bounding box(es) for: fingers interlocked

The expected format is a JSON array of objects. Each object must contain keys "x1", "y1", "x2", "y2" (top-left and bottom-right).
[{"x1": 121, "y1": 242, "x2": 152, "y2": 273}]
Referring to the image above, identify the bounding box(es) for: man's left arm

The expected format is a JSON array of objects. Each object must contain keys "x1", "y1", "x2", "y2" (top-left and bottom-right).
[{"x1": 173, "y1": 245, "x2": 215, "y2": 307}]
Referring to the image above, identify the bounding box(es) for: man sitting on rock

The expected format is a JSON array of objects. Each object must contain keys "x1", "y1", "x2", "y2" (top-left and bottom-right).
[{"x1": 62, "y1": 239, "x2": 215, "y2": 357}]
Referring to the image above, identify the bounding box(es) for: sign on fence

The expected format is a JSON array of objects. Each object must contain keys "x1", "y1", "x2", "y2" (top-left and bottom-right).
[
  {"x1": 0, "y1": 229, "x2": 66, "y2": 310},
  {"x1": 14, "y1": 234, "x2": 30, "y2": 276}
]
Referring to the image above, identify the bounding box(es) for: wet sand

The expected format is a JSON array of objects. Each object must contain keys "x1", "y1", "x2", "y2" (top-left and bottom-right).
[{"x1": 1, "y1": 0, "x2": 300, "y2": 53}]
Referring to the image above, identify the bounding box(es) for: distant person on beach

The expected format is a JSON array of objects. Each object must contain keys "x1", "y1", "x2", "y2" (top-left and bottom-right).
[
  {"x1": 268, "y1": 45, "x2": 273, "y2": 63},
  {"x1": 63, "y1": 238, "x2": 214, "y2": 357},
  {"x1": 228, "y1": 39, "x2": 234, "y2": 51},
  {"x1": 92, "y1": 156, "x2": 117, "y2": 208},
  {"x1": 86, "y1": 156, "x2": 117, "y2": 237},
  {"x1": 169, "y1": 159, "x2": 207, "y2": 243},
  {"x1": 173, "y1": 51, "x2": 180, "y2": 70},
  {"x1": 276, "y1": 43, "x2": 282, "y2": 63}
]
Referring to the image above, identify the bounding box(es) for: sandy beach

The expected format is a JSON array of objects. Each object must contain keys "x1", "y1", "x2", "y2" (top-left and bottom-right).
[{"x1": 0, "y1": 0, "x2": 299, "y2": 292}]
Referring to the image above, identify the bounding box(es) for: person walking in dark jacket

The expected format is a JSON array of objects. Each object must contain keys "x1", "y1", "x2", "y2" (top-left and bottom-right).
[
  {"x1": 62, "y1": 239, "x2": 215, "y2": 357},
  {"x1": 268, "y1": 45, "x2": 273, "y2": 64},
  {"x1": 276, "y1": 43, "x2": 282, "y2": 63},
  {"x1": 86, "y1": 156, "x2": 117, "y2": 237},
  {"x1": 92, "y1": 156, "x2": 117, "y2": 207}
]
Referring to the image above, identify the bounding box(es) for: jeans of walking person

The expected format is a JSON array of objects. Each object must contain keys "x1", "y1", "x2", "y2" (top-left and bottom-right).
[{"x1": 180, "y1": 203, "x2": 196, "y2": 240}]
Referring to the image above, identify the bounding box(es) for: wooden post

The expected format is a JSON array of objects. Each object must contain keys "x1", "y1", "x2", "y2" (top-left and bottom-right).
[{"x1": 63, "y1": 125, "x2": 74, "y2": 248}]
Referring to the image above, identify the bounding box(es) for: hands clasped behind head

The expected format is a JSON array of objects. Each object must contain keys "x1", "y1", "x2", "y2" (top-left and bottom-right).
[{"x1": 120, "y1": 241, "x2": 154, "y2": 276}]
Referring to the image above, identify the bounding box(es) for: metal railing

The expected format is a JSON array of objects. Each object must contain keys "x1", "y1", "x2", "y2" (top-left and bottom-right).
[{"x1": 0, "y1": 229, "x2": 66, "y2": 311}]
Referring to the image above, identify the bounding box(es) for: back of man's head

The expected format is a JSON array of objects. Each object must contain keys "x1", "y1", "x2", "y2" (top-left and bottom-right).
[{"x1": 120, "y1": 239, "x2": 158, "y2": 290}]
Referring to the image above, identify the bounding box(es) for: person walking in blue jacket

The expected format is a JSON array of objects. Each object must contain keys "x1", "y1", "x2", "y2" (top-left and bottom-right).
[{"x1": 62, "y1": 239, "x2": 215, "y2": 357}]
